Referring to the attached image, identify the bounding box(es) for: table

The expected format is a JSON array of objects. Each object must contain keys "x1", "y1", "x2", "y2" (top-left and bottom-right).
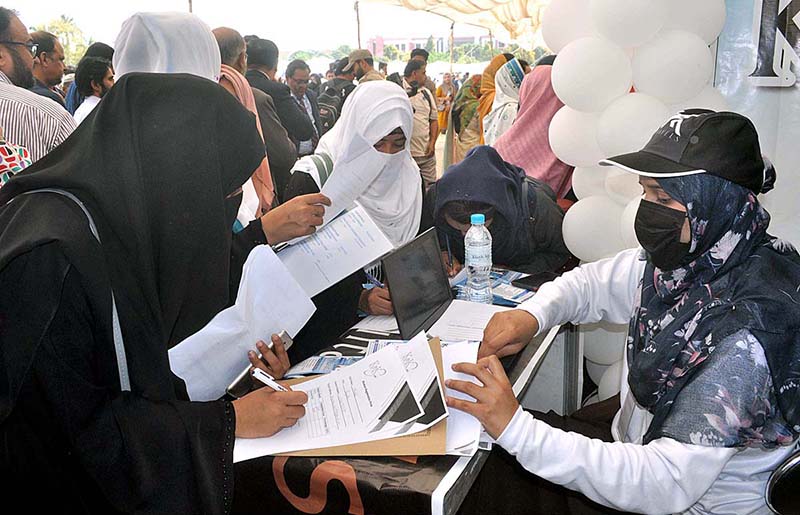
[{"x1": 232, "y1": 324, "x2": 578, "y2": 515}]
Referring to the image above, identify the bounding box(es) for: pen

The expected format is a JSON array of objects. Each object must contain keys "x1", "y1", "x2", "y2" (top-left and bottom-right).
[
  {"x1": 364, "y1": 270, "x2": 385, "y2": 289},
  {"x1": 251, "y1": 368, "x2": 289, "y2": 392},
  {"x1": 446, "y1": 235, "x2": 453, "y2": 270}
]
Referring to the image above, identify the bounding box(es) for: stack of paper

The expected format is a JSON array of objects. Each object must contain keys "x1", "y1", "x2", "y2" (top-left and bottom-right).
[
  {"x1": 451, "y1": 269, "x2": 535, "y2": 306},
  {"x1": 428, "y1": 300, "x2": 511, "y2": 342},
  {"x1": 441, "y1": 340, "x2": 483, "y2": 456}
]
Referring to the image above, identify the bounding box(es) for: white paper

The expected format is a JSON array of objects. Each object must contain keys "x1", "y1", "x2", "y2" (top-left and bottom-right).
[
  {"x1": 448, "y1": 268, "x2": 467, "y2": 287},
  {"x1": 428, "y1": 300, "x2": 511, "y2": 342},
  {"x1": 279, "y1": 205, "x2": 394, "y2": 297},
  {"x1": 169, "y1": 246, "x2": 316, "y2": 401},
  {"x1": 441, "y1": 341, "x2": 482, "y2": 456},
  {"x1": 353, "y1": 315, "x2": 400, "y2": 333},
  {"x1": 233, "y1": 346, "x2": 425, "y2": 462}
]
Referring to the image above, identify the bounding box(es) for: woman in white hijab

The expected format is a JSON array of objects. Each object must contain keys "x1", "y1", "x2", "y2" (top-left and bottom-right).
[
  {"x1": 285, "y1": 80, "x2": 422, "y2": 346},
  {"x1": 482, "y1": 58, "x2": 525, "y2": 146}
]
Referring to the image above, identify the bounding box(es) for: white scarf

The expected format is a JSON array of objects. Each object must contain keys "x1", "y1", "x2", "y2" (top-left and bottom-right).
[
  {"x1": 292, "y1": 81, "x2": 422, "y2": 247},
  {"x1": 483, "y1": 58, "x2": 524, "y2": 146}
]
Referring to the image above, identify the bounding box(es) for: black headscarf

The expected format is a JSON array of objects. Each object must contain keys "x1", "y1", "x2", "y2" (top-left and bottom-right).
[
  {"x1": 0, "y1": 73, "x2": 264, "y2": 410},
  {"x1": 434, "y1": 145, "x2": 531, "y2": 266}
]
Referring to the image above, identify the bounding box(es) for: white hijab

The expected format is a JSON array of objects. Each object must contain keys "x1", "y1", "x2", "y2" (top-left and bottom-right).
[
  {"x1": 113, "y1": 12, "x2": 260, "y2": 227},
  {"x1": 483, "y1": 58, "x2": 525, "y2": 146},
  {"x1": 295, "y1": 81, "x2": 422, "y2": 247}
]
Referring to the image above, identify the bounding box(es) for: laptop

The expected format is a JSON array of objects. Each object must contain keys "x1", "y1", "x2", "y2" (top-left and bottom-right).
[{"x1": 382, "y1": 228, "x2": 453, "y2": 340}]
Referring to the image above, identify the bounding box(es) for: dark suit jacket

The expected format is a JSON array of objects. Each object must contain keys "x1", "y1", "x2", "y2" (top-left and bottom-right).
[
  {"x1": 30, "y1": 79, "x2": 66, "y2": 108},
  {"x1": 245, "y1": 69, "x2": 313, "y2": 143},
  {"x1": 302, "y1": 89, "x2": 322, "y2": 142},
  {"x1": 251, "y1": 87, "x2": 297, "y2": 203}
]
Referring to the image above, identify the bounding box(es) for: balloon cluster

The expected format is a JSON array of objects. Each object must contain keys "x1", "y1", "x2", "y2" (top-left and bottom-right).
[
  {"x1": 543, "y1": 0, "x2": 727, "y2": 263},
  {"x1": 542, "y1": 0, "x2": 727, "y2": 399}
]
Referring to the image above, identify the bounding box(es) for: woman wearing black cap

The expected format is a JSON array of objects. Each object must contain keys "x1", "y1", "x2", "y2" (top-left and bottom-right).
[{"x1": 447, "y1": 110, "x2": 800, "y2": 514}]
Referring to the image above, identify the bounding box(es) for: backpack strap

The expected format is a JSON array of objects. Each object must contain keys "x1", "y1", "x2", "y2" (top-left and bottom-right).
[{"x1": 16, "y1": 189, "x2": 131, "y2": 392}]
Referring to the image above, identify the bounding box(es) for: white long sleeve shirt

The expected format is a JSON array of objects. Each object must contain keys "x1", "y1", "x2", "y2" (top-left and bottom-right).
[{"x1": 500, "y1": 248, "x2": 797, "y2": 515}]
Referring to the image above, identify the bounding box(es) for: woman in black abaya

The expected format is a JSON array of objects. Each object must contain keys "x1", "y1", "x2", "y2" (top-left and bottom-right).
[{"x1": 0, "y1": 73, "x2": 307, "y2": 513}]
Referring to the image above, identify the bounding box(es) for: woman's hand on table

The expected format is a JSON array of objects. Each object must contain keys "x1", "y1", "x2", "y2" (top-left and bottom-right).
[
  {"x1": 478, "y1": 310, "x2": 539, "y2": 360},
  {"x1": 359, "y1": 287, "x2": 393, "y2": 316},
  {"x1": 248, "y1": 334, "x2": 291, "y2": 381},
  {"x1": 233, "y1": 387, "x2": 308, "y2": 438},
  {"x1": 260, "y1": 193, "x2": 331, "y2": 244},
  {"x1": 445, "y1": 355, "x2": 519, "y2": 439}
]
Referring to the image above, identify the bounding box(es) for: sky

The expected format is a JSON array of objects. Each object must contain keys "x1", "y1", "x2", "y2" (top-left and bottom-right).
[{"x1": 8, "y1": 0, "x2": 499, "y2": 55}]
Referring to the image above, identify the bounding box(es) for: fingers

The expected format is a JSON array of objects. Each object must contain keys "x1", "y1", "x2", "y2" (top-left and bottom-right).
[
  {"x1": 284, "y1": 405, "x2": 306, "y2": 420},
  {"x1": 445, "y1": 378, "x2": 485, "y2": 401},
  {"x1": 445, "y1": 396, "x2": 480, "y2": 417},
  {"x1": 451, "y1": 361, "x2": 495, "y2": 387},
  {"x1": 495, "y1": 342, "x2": 526, "y2": 359},
  {"x1": 257, "y1": 340, "x2": 284, "y2": 374},
  {"x1": 274, "y1": 390, "x2": 308, "y2": 405},
  {"x1": 271, "y1": 334, "x2": 291, "y2": 372},
  {"x1": 374, "y1": 287, "x2": 391, "y2": 301},
  {"x1": 302, "y1": 193, "x2": 331, "y2": 206},
  {"x1": 248, "y1": 350, "x2": 269, "y2": 373}
]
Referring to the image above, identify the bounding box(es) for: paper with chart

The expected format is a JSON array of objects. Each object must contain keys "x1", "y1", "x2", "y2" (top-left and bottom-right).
[
  {"x1": 233, "y1": 346, "x2": 425, "y2": 463},
  {"x1": 428, "y1": 300, "x2": 511, "y2": 342},
  {"x1": 169, "y1": 245, "x2": 316, "y2": 401},
  {"x1": 278, "y1": 205, "x2": 394, "y2": 297},
  {"x1": 441, "y1": 340, "x2": 483, "y2": 456}
]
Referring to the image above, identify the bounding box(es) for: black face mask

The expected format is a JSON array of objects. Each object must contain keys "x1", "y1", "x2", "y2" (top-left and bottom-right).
[{"x1": 635, "y1": 200, "x2": 691, "y2": 270}]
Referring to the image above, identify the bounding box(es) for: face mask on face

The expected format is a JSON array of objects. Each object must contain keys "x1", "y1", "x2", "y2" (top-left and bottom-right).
[{"x1": 634, "y1": 200, "x2": 690, "y2": 270}]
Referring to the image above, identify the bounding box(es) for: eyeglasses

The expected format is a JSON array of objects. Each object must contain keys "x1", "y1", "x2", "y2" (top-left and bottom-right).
[{"x1": 0, "y1": 41, "x2": 38, "y2": 56}]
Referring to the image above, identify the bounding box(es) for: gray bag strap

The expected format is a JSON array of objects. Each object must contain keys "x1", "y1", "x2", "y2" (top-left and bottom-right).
[{"x1": 18, "y1": 189, "x2": 131, "y2": 392}]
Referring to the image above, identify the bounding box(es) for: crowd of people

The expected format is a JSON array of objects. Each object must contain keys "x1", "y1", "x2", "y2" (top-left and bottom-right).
[{"x1": 1, "y1": 7, "x2": 798, "y2": 515}]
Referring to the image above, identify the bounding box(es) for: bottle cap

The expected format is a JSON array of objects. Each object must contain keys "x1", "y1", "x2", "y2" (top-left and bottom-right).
[{"x1": 470, "y1": 213, "x2": 485, "y2": 225}]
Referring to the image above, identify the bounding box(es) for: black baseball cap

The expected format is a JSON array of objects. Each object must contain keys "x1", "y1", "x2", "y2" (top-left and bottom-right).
[{"x1": 601, "y1": 109, "x2": 767, "y2": 193}]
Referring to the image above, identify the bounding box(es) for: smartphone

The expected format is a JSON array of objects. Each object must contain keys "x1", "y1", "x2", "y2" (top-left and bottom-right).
[
  {"x1": 225, "y1": 331, "x2": 293, "y2": 399},
  {"x1": 511, "y1": 272, "x2": 559, "y2": 292}
]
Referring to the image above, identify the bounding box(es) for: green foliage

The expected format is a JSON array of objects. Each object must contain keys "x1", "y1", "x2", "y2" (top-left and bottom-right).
[
  {"x1": 383, "y1": 44, "x2": 399, "y2": 61},
  {"x1": 34, "y1": 15, "x2": 90, "y2": 66},
  {"x1": 290, "y1": 50, "x2": 323, "y2": 61},
  {"x1": 425, "y1": 35, "x2": 435, "y2": 53},
  {"x1": 330, "y1": 45, "x2": 353, "y2": 60}
]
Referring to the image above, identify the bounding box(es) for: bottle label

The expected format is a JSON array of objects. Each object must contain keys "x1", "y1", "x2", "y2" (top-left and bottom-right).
[{"x1": 466, "y1": 246, "x2": 491, "y2": 263}]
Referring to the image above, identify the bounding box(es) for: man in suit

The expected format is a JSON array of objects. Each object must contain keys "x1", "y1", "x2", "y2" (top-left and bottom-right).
[
  {"x1": 245, "y1": 38, "x2": 313, "y2": 146},
  {"x1": 285, "y1": 59, "x2": 321, "y2": 157}
]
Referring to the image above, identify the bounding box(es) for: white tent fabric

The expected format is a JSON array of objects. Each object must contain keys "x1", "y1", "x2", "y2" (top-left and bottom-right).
[{"x1": 366, "y1": 0, "x2": 548, "y2": 40}]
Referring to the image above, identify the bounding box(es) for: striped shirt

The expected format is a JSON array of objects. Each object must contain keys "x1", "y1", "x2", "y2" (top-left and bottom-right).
[{"x1": 0, "y1": 71, "x2": 75, "y2": 163}]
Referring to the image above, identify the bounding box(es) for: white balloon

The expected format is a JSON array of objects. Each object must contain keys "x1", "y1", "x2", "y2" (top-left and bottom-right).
[
  {"x1": 663, "y1": 0, "x2": 727, "y2": 44},
  {"x1": 542, "y1": 0, "x2": 595, "y2": 53},
  {"x1": 589, "y1": 0, "x2": 667, "y2": 48},
  {"x1": 669, "y1": 85, "x2": 730, "y2": 114},
  {"x1": 549, "y1": 107, "x2": 606, "y2": 167},
  {"x1": 582, "y1": 321, "x2": 628, "y2": 365},
  {"x1": 632, "y1": 30, "x2": 713, "y2": 104},
  {"x1": 572, "y1": 166, "x2": 609, "y2": 200},
  {"x1": 562, "y1": 196, "x2": 626, "y2": 262},
  {"x1": 585, "y1": 360, "x2": 609, "y2": 385},
  {"x1": 605, "y1": 169, "x2": 643, "y2": 205},
  {"x1": 597, "y1": 93, "x2": 670, "y2": 156},
  {"x1": 598, "y1": 360, "x2": 624, "y2": 401},
  {"x1": 620, "y1": 196, "x2": 641, "y2": 248},
  {"x1": 552, "y1": 37, "x2": 632, "y2": 112}
]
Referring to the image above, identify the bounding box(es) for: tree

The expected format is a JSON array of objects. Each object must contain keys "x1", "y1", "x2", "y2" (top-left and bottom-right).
[
  {"x1": 425, "y1": 35, "x2": 435, "y2": 54},
  {"x1": 383, "y1": 44, "x2": 399, "y2": 61},
  {"x1": 290, "y1": 50, "x2": 320, "y2": 61},
  {"x1": 35, "y1": 15, "x2": 89, "y2": 66},
  {"x1": 331, "y1": 45, "x2": 353, "y2": 60}
]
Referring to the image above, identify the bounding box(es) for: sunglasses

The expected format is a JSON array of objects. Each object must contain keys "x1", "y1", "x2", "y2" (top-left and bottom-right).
[{"x1": 0, "y1": 41, "x2": 38, "y2": 56}]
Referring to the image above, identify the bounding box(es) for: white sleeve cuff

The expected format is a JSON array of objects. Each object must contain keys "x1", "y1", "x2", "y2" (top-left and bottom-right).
[{"x1": 496, "y1": 405, "x2": 535, "y2": 455}]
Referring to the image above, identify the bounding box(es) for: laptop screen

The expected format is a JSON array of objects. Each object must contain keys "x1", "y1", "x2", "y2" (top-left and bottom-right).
[{"x1": 382, "y1": 228, "x2": 453, "y2": 340}]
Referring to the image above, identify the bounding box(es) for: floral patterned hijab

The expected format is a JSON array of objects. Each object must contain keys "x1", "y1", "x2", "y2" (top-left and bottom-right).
[{"x1": 627, "y1": 173, "x2": 800, "y2": 445}]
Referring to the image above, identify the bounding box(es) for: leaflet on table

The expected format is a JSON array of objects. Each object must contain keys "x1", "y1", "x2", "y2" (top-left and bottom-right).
[
  {"x1": 352, "y1": 314, "x2": 400, "y2": 334},
  {"x1": 428, "y1": 300, "x2": 511, "y2": 342},
  {"x1": 233, "y1": 345, "x2": 425, "y2": 462},
  {"x1": 278, "y1": 205, "x2": 394, "y2": 298},
  {"x1": 441, "y1": 340, "x2": 482, "y2": 456},
  {"x1": 284, "y1": 355, "x2": 362, "y2": 378},
  {"x1": 289, "y1": 135, "x2": 388, "y2": 244},
  {"x1": 169, "y1": 245, "x2": 316, "y2": 401},
  {"x1": 452, "y1": 269, "x2": 534, "y2": 306}
]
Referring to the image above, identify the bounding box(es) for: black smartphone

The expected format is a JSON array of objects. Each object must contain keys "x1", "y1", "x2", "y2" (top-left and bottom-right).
[{"x1": 511, "y1": 271, "x2": 559, "y2": 291}]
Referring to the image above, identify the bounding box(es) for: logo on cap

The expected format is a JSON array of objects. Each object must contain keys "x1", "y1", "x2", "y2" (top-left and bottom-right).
[{"x1": 667, "y1": 113, "x2": 703, "y2": 137}]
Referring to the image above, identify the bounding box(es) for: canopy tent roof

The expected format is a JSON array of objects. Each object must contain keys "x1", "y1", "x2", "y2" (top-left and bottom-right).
[{"x1": 365, "y1": 0, "x2": 548, "y2": 41}]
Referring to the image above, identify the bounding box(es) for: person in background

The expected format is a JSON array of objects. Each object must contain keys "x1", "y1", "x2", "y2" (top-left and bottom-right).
[
  {"x1": 72, "y1": 57, "x2": 114, "y2": 125},
  {"x1": 245, "y1": 38, "x2": 314, "y2": 146},
  {"x1": 403, "y1": 59, "x2": 439, "y2": 189},
  {"x1": 410, "y1": 47, "x2": 436, "y2": 93},
  {"x1": 519, "y1": 59, "x2": 531, "y2": 74},
  {"x1": 477, "y1": 53, "x2": 514, "y2": 143},
  {"x1": 308, "y1": 73, "x2": 322, "y2": 95},
  {"x1": 483, "y1": 58, "x2": 524, "y2": 146},
  {"x1": 283, "y1": 81, "x2": 422, "y2": 358},
  {"x1": 342, "y1": 48, "x2": 383, "y2": 83},
  {"x1": 65, "y1": 42, "x2": 114, "y2": 115},
  {"x1": 421, "y1": 145, "x2": 570, "y2": 277},
  {"x1": 285, "y1": 59, "x2": 321, "y2": 157},
  {"x1": 436, "y1": 71, "x2": 456, "y2": 136},
  {"x1": 494, "y1": 55, "x2": 575, "y2": 199},
  {"x1": 29, "y1": 30, "x2": 66, "y2": 107},
  {"x1": 0, "y1": 8, "x2": 75, "y2": 163},
  {"x1": 213, "y1": 26, "x2": 275, "y2": 218},
  {"x1": 446, "y1": 74, "x2": 482, "y2": 166},
  {"x1": 321, "y1": 57, "x2": 356, "y2": 101},
  {"x1": 325, "y1": 68, "x2": 334, "y2": 81},
  {"x1": 379, "y1": 61, "x2": 388, "y2": 77},
  {"x1": 213, "y1": 27, "x2": 297, "y2": 204},
  {"x1": 452, "y1": 111, "x2": 799, "y2": 515}
]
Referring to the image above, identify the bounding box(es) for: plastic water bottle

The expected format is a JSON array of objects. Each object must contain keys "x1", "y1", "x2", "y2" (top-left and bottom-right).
[{"x1": 465, "y1": 213, "x2": 493, "y2": 304}]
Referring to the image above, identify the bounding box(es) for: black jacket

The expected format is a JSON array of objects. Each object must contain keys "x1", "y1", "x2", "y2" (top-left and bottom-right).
[
  {"x1": 245, "y1": 69, "x2": 314, "y2": 143},
  {"x1": 251, "y1": 87, "x2": 297, "y2": 203}
]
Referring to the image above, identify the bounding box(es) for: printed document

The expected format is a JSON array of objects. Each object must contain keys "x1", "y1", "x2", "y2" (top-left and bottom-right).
[{"x1": 428, "y1": 300, "x2": 511, "y2": 342}]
